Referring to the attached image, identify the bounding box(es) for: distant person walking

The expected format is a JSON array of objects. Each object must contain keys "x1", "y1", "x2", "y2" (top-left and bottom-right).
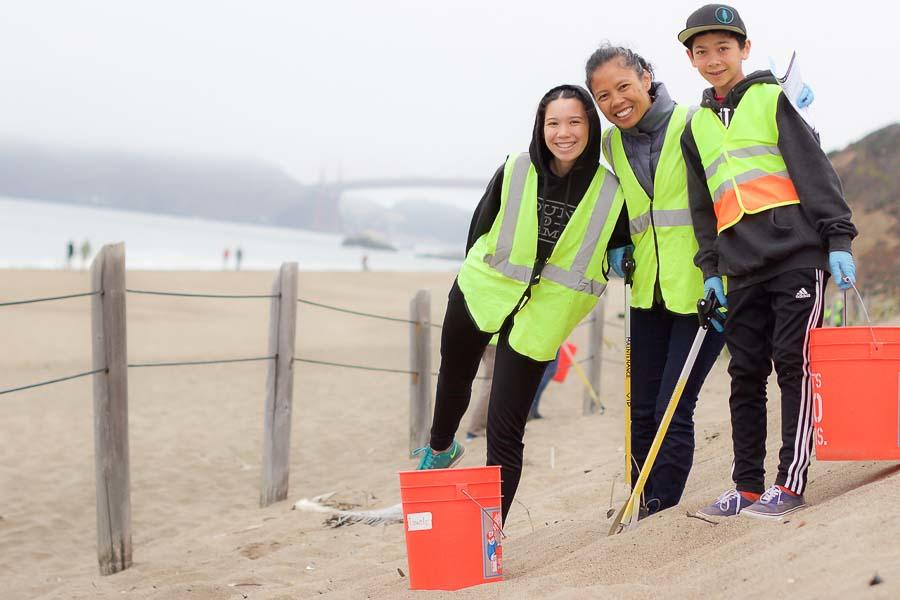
[
  {"x1": 66, "y1": 240, "x2": 75, "y2": 269},
  {"x1": 223, "y1": 247, "x2": 230, "y2": 270},
  {"x1": 361, "y1": 255, "x2": 369, "y2": 271},
  {"x1": 80, "y1": 239, "x2": 92, "y2": 268},
  {"x1": 236, "y1": 247, "x2": 243, "y2": 271},
  {"x1": 528, "y1": 348, "x2": 560, "y2": 421}
]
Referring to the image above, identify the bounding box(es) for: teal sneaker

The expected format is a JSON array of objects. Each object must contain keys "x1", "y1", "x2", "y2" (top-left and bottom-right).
[{"x1": 414, "y1": 440, "x2": 465, "y2": 469}]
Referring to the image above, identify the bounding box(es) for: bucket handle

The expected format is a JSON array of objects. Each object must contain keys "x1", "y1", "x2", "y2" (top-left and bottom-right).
[
  {"x1": 841, "y1": 279, "x2": 881, "y2": 350},
  {"x1": 460, "y1": 488, "x2": 507, "y2": 540}
]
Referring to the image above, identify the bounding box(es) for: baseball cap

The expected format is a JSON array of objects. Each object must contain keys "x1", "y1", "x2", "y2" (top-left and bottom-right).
[{"x1": 678, "y1": 5, "x2": 747, "y2": 47}]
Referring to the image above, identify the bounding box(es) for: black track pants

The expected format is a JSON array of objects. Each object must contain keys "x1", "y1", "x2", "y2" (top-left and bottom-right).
[
  {"x1": 429, "y1": 281, "x2": 550, "y2": 521},
  {"x1": 726, "y1": 269, "x2": 826, "y2": 495}
]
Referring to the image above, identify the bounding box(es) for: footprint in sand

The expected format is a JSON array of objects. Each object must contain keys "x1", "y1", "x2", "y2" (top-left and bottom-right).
[{"x1": 239, "y1": 541, "x2": 282, "y2": 560}]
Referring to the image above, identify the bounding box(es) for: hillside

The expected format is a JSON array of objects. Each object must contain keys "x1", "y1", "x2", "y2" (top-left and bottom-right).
[
  {"x1": 0, "y1": 139, "x2": 342, "y2": 232},
  {"x1": 828, "y1": 123, "x2": 900, "y2": 300}
]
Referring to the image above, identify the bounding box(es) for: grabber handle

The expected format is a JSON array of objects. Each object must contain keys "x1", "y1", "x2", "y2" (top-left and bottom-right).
[
  {"x1": 622, "y1": 246, "x2": 636, "y2": 286},
  {"x1": 697, "y1": 288, "x2": 725, "y2": 330}
]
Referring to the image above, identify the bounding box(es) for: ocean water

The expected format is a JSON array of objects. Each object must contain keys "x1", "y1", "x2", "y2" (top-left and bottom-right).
[{"x1": 0, "y1": 197, "x2": 459, "y2": 271}]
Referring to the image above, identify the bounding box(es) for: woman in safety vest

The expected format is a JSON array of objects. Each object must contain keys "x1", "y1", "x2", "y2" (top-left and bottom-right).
[
  {"x1": 415, "y1": 84, "x2": 627, "y2": 522},
  {"x1": 585, "y1": 44, "x2": 729, "y2": 517}
]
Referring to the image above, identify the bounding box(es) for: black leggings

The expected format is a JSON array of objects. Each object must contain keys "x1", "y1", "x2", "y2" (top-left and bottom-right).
[{"x1": 430, "y1": 281, "x2": 550, "y2": 522}]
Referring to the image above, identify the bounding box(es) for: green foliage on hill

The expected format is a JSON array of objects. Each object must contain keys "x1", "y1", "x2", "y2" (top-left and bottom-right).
[{"x1": 828, "y1": 123, "x2": 899, "y2": 302}]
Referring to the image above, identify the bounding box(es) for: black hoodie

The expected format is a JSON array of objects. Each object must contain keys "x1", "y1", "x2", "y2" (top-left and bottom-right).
[
  {"x1": 681, "y1": 70, "x2": 857, "y2": 290},
  {"x1": 464, "y1": 85, "x2": 617, "y2": 276}
]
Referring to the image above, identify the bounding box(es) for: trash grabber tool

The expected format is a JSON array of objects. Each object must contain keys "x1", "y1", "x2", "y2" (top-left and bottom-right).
[
  {"x1": 622, "y1": 248, "x2": 636, "y2": 490},
  {"x1": 562, "y1": 343, "x2": 605, "y2": 414},
  {"x1": 608, "y1": 289, "x2": 725, "y2": 536}
]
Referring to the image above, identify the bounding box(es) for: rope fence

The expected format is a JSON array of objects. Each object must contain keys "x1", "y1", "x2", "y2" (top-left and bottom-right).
[
  {"x1": 298, "y1": 297, "x2": 416, "y2": 324},
  {"x1": 127, "y1": 288, "x2": 277, "y2": 299},
  {"x1": 0, "y1": 368, "x2": 106, "y2": 396},
  {"x1": 128, "y1": 356, "x2": 275, "y2": 369},
  {"x1": 2, "y1": 243, "x2": 618, "y2": 577},
  {"x1": 295, "y1": 357, "x2": 415, "y2": 375},
  {"x1": 0, "y1": 290, "x2": 100, "y2": 307},
  {"x1": 1, "y1": 284, "x2": 623, "y2": 392}
]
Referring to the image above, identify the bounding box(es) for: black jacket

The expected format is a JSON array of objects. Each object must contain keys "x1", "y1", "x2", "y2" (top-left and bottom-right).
[
  {"x1": 681, "y1": 70, "x2": 857, "y2": 290},
  {"x1": 464, "y1": 85, "x2": 627, "y2": 273}
]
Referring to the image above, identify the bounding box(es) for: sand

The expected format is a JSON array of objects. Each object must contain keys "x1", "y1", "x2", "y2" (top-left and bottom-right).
[{"x1": 1, "y1": 268, "x2": 897, "y2": 599}]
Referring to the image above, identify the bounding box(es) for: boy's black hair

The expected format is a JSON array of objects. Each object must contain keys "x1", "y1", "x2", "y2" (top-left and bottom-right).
[{"x1": 686, "y1": 30, "x2": 747, "y2": 52}]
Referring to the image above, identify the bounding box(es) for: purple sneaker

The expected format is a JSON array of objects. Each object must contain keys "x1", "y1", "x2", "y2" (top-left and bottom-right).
[
  {"x1": 696, "y1": 489, "x2": 755, "y2": 518},
  {"x1": 742, "y1": 485, "x2": 806, "y2": 520}
]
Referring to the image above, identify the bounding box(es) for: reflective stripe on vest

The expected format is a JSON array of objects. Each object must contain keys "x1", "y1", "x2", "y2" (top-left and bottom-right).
[
  {"x1": 628, "y1": 208, "x2": 694, "y2": 235},
  {"x1": 690, "y1": 84, "x2": 800, "y2": 233},
  {"x1": 483, "y1": 152, "x2": 533, "y2": 283},
  {"x1": 601, "y1": 104, "x2": 705, "y2": 314},
  {"x1": 458, "y1": 152, "x2": 624, "y2": 360}
]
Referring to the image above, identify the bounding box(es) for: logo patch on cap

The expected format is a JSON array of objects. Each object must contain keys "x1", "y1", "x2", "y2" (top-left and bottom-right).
[{"x1": 716, "y1": 6, "x2": 735, "y2": 24}]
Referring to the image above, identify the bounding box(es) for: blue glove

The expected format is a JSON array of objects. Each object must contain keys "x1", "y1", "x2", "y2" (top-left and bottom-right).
[
  {"x1": 704, "y1": 276, "x2": 727, "y2": 307},
  {"x1": 829, "y1": 251, "x2": 856, "y2": 290},
  {"x1": 796, "y1": 84, "x2": 815, "y2": 109},
  {"x1": 703, "y1": 277, "x2": 727, "y2": 333},
  {"x1": 607, "y1": 245, "x2": 633, "y2": 278}
]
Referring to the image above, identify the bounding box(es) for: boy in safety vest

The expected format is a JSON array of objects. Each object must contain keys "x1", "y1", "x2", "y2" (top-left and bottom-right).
[{"x1": 678, "y1": 4, "x2": 858, "y2": 519}]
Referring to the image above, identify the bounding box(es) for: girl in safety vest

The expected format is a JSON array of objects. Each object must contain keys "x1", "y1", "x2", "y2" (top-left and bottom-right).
[
  {"x1": 415, "y1": 84, "x2": 626, "y2": 523},
  {"x1": 585, "y1": 44, "x2": 728, "y2": 517}
]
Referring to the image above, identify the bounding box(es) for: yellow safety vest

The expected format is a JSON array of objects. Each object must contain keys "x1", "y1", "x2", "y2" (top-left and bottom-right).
[
  {"x1": 458, "y1": 152, "x2": 624, "y2": 361},
  {"x1": 602, "y1": 104, "x2": 705, "y2": 314},
  {"x1": 690, "y1": 83, "x2": 800, "y2": 233}
]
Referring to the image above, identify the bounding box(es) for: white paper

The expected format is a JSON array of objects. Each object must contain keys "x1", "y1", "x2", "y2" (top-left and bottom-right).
[
  {"x1": 407, "y1": 511, "x2": 433, "y2": 531},
  {"x1": 769, "y1": 51, "x2": 816, "y2": 132}
]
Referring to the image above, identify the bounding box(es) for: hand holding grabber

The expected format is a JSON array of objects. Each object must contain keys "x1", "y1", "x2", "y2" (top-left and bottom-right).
[{"x1": 608, "y1": 288, "x2": 726, "y2": 535}]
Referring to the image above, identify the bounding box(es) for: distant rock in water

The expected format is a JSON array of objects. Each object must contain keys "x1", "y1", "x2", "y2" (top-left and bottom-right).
[
  {"x1": 342, "y1": 232, "x2": 397, "y2": 252},
  {"x1": 416, "y1": 250, "x2": 465, "y2": 262}
]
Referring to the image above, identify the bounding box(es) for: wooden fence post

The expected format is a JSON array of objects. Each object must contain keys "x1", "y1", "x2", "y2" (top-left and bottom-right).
[
  {"x1": 584, "y1": 297, "x2": 606, "y2": 415},
  {"x1": 90, "y1": 242, "x2": 132, "y2": 575},
  {"x1": 409, "y1": 290, "x2": 433, "y2": 456},
  {"x1": 261, "y1": 262, "x2": 298, "y2": 507}
]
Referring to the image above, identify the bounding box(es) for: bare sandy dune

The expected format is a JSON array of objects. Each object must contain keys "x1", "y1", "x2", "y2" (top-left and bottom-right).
[{"x1": 1, "y1": 269, "x2": 896, "y2": 599}]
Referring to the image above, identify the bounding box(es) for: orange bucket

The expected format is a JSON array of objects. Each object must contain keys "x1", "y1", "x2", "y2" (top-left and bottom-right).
[
  {"x1": 398, "y1": 466, "x2": 503, "y2": 590},
  {"x1": 809, "y1": 326, "x2": 900, "y2": 460}
]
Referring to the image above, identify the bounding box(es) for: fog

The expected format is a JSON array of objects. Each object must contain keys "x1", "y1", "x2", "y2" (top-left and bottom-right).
[{"x1": 0, "y1": 0, "x2": 896, "y2": 209}]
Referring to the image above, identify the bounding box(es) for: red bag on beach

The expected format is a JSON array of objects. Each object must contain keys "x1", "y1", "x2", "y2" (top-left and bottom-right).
[{"x1": 552, "y1": 342, "x2": 577, "y2": 382}]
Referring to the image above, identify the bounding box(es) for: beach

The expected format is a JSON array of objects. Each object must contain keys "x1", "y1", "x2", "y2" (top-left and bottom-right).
[{"x1": 1, "y1": 268, "x2": 897, "y2": 599}]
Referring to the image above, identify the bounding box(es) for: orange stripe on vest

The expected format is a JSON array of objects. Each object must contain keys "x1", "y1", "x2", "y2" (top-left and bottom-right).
[{"x1": 714, "y1": 174, "x2": 800, "y2": 232}]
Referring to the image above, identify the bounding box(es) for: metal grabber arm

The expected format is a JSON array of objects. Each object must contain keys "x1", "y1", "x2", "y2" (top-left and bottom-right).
[
  {"x1": 607, "y1": 288, "x2": 724, "y2": 535},
  {"x1": 622, "y1": 248, "x2": 636, "y2": 491}
]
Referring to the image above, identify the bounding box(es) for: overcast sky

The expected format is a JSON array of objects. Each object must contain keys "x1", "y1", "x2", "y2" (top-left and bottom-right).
[{"x1": 0, "y1": 0, "x2": 896, "y2": 203}]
